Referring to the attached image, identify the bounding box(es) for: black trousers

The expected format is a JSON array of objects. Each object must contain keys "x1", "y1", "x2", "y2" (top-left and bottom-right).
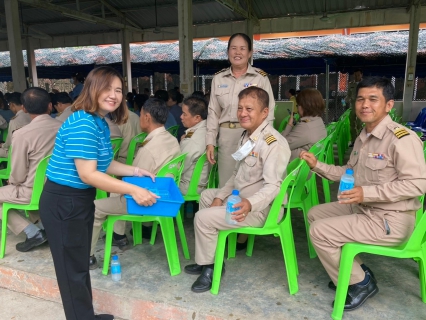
[{"x1": 40, "y1": 179, "x2": 96, "y2": 320}]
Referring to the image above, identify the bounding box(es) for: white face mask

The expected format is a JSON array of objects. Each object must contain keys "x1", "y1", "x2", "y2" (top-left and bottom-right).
[{"x1": 232, "y1": 139, "x2": 255, "y2": 161}]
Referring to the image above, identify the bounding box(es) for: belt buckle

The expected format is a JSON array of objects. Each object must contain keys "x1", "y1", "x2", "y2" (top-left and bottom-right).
[{"x1": 229, "y1": 122, "x2": 236, "y2": 129}]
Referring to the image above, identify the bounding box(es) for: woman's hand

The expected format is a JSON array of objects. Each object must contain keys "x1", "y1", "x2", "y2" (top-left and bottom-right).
[
  {"x1": 134, "y1": 167, "x2": 155, "y2": 182},
  {"x1": 130, "y1": 186, "x2": 160, "y2": 207},
  {"x1": 206, "y1": 144, "x2": 216, "y2": 165}
]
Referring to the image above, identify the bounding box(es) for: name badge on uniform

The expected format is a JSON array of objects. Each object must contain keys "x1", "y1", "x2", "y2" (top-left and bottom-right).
[
  {"x1": 368, "y1": 153, "x2": 386, "y2": 160},
  {"x1": 218, "y1": 84, "x2": 228, "y2": 88},
  {"x1": 244, "y1": 83, "x2": 257, "y2": 87}
]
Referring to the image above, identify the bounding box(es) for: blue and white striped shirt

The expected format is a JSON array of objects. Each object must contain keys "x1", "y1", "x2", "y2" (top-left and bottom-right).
[{"x1": 47, "y1": 110, "x2": 113, "y2": 189}]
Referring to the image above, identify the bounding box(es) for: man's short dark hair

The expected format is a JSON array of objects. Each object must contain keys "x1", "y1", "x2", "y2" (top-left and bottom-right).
[
  {"x1": 8, "y1": 92, "x2": 22, "y2": 106},
  {"x1": 56, "y1": 92, "x2": 73, "y2": 104},
  {"x1": 168, "y1": 89, "x2": 179, "y2": 103},
  {"x1": 21, "y1": 87, "x2": 51, "y2": 114},
  {"x1": 289, "y1": 89, "x2": 296, "y2": 96},
  {"x1": 354, "y1": 68, "x2": 363, "y2": 74},
  {"x1": 154, "y1": 89, "x2": 169, "y2": 103},
  {"x1": 356, "y1": 77, "x2": 394, "y2": 102},
  {"x1": 134, "y1": 94, "x2": 149, "y2": 111},
  {"x1": 183, "y1": 96, "x2": 207, "y2": 120},
  {"x1": 141, "y1": 98, "x2": 168, "y2": 125},
  {"x1": 238, "y1": 87, "x2": 269, "y2": 110}
]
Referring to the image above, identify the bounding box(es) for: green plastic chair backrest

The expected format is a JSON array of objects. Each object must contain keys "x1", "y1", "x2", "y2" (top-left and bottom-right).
[
  {"x1": 29, "y1": 155, "x2": 51, "y2": 206},
  {"x1": 208, "y1": 162, "x2": 219, "y2": 189},
  {"x1": 125, "y1": 132, "x2": 148, "y2": 165},
  {"x1": 156, "y1": 153, "x2": 188, "y2": 186},
  {"x1": 404, "y1": 207, "x2": 426, "y2": 251},
  {"x1": 262, "y1": 161, "x2": 302, "y2": 229},
  {"x1": 185, "y1": 152, "x2": 209, "y2": 198},
  {"x1": 110, "y1": 137, "x2": 123, "y2": 159},
  {"x1": 167, "y1": 125, "x2": 180, "y2": 137},
  {"x1": 286, "y1": 158, "x2": 313, "y2": 201}
]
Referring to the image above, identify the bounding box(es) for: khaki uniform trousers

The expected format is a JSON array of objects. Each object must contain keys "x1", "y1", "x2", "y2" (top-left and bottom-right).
[
  {"x1": 0, "y1": 185, "x2": 38, "y2": 235},
  {"x1": 308, "y1": 202, "x2": 415, "y2": 285},
  {"x1": 194, "y1": 189, "x2": 268, "y2": 265},
  {"x1": 217, "y1": 126, "x2": 244, "y2": 188},
  {"x1": 90, "y1": 194, "x2": 128, "y2": 256}
]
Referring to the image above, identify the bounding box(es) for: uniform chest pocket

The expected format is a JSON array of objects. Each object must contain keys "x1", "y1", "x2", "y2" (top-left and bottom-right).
[
  {"x1": 215, "y1": 88, "x2": 231, "y2": 107},
  {"x1": 242, "y1": 156, "x2": 258, "y2": 181},
  {"x1": 364, "y1": 158, "x2": 388, "y2": 183}
]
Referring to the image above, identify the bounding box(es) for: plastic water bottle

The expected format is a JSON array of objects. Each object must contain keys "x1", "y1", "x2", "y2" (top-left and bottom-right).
[
  {"x1": 337, "y1": 168, "x2": 355, "y2": 201},
  {"x1": 111, "y1": 255, "x2": 121, "y2": 281},
  {"x1": 225, "y1": 190, "x2": 241, "y2": 225}
]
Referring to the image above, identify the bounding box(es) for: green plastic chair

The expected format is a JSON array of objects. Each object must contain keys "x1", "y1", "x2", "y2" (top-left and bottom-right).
[
  {"x1": 102, "y1": 153, "x2": 188, "y2": 276},
  {"x1": 211, "y1": 162, "x2": 302, "y2": 295},
  {"x1": 180, "y1": 152, "x2": 209, "y2": 202},
  {"x1": 0, "y1": 155, "x2": 51, "y2": 259},
  {"x1": 167, "y1": 125, "x2": 179, "y2": 137},
  {"x1": 110, "y1": 137, "x2": 123, "y2": 160},
  {"x1": 332, "y1": 207, "x2": 426, "y2": 320},
  {"x1": 125, "y1": 132, "x2": 148, "y2": 165},
  {"x1": 208, "y1": 162, "x2": 219, "y2": 189},
  {"x1": 0, "y1": 145, "x2": 12, "y2": 187}
]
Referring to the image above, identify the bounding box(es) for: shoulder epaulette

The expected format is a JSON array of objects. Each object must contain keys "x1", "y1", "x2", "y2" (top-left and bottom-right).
[
  {"x1": 141, "y1": 139, "x2": 151, "y2": 147},
  {"x1": 264, "y1": 133, "x2": 277, "y2": 145},
  {"x1": 301, "y1": 119, "x2": 310, "y2": 123},
  {"x1": 393, "y1": 127, "x2": 410, "y2": 139},
  {"x1": 10, "y1": 115, "x2": 17, "y2": 120},
  {"x1": 215, "y1": 68, "x2": 227, "y2": 75},
  {"x1": 12, "y1": 126, "x2": 23, "y2": 134},
  {"x1": 185, "y1": 131, "x2": 194, "y2": 139},
  {"x1": 255, "y1": 68, "x2": 268, "y2": 77}
]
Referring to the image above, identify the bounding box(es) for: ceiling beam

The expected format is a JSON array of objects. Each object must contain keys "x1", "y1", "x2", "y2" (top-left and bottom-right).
[
  {"x1": 18, "y1": 0, "x2": 144, "y2": 34},
  {"x1": 0, "y1": 11, "x2": 52, "y2": 39},
  {"x1": 215, "y1": 0, "x2": 258, "y2": 24},
  {"x1": 97, "y1": 0, "x2": 141, "y2": 29}
]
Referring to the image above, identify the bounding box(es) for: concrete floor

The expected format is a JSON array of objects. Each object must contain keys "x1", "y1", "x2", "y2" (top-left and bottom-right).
[{"x1": 0, "y1": 147, "x2": 426, "y2": 319}]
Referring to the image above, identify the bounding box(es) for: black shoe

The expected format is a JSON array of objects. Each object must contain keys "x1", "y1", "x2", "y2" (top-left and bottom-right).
[
  {"x1": 89, "y1": 255, "x2": 98, "y2": 270},
  {"x1": 94, "y1": 314, "x2": 114, "y2": 320},
  {"x1": 102, "y1": 234, "x2": 130, "y2": 250},
  {"x1": 328, "y1": 267, "x2": 377, "y2": 291},
  {"x1": 16, "y1": 230, "x2": 48, "y2": 252},
  {"x1": 332, "y1": 277, "x2": 379, "y2": 311},
  {"x1": 130, "y1": 225, "x2": 152, "y2": 240},
  {"x1": 236, "y1": 240, "x2": 248, "y2": 251},
  {"x1": 191, "y1": 266, "x2": 214, "y2": 293},
  {"x1": 185, "y1": 263, "x2": 226, "y2": 275}
]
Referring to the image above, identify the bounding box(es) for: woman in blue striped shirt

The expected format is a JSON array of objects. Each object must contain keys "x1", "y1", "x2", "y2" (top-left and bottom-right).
[{"x1": 39, "y1": 66, "x2": 158, "y2": 320}]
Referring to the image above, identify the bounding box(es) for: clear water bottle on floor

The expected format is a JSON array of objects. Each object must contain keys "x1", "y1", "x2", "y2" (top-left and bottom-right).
[
  {"x1": 337, "y1": 169, "x2": 355, "y2": 201},
  {"x1": 111, "y1": 255, "x2": 121, "y2": 281},
  {"x1": 225, "y1": 190, "x2": 241, "y2": 225}
]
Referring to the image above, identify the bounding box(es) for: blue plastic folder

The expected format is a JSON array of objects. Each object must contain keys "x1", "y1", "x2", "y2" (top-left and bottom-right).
[{"x1": 123, "y1": 177, "x2": 184, "y2": 217}]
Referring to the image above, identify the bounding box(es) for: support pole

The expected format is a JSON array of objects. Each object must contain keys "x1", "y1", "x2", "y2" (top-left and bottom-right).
[
  {"x1": 402, "y1": 3, "x2": 421, "y2": 121},
  {"x1": 325, "y1": 59, "x2": 330, "y2": 124},
  {"x1": 121, "y1": 29, "x2": 132, "y2": 93},
  {"x1": 5, "y1": 0, "x2": 26, "y2": 92},
  {"x1": 177, "y1": 0, "x2": 193, "y2": 96},
  {"x1": 26, "y1": 36, "x2": 38, "y2": 87},
  {"x1": 246, "y1": 18, "x2": 254, "y2": 65}
]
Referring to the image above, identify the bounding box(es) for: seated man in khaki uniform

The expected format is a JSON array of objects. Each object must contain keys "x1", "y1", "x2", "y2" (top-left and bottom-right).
[
  {"x1": 54, "y1": 92, "x2": 73, "y2": 122},
  {"x1": 117, "y1": 107, "x2": 141, "y2": 164},
  {"x1": 0, "y1": 92, "x2": 31, "y2": 157},
  {"x1": 301, "y1": 77, "x2": 426, "y2": 311},
  {"x1": 179, "y1": 95, "x2": 209, "y2": 195},
  {"x1": 89, "y1": 98, "x2": 181, "y2": 269},
  {"x1": 1, "y1": 87, "x2": 61, "y2": 252},
  {"x1": 184, "y1": 87, "x2": 291, "y2": 292}
]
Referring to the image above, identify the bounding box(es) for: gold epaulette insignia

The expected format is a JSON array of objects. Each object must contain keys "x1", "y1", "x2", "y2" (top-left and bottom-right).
[
  {"x1": 185, "y1": 131, "x2": 194, "y2": 139},
  {"x1": 141, "y1": 139, "x2": 151, "y2": 147},
  {"x1": 301, "y1": 119, "x2": 311, "y2": 123},
  {"x1": 264, "y1": 133, "x2": 277, "y2": 145},
  {"x1": 12, "y1": 126, "x2": 23, "y2": 134},
  {"x1": 215, "y1": 68, "x2": 227, "y2": 75},
  {"x1": 393, "y1": 127, "x2": 410, "y2": 139},
  {"x1": 255, "y1": 68, "x2": 268, "y2": 77},
  {"x1": 10, "y1": 115, "x2": 17, "y2": 120}
]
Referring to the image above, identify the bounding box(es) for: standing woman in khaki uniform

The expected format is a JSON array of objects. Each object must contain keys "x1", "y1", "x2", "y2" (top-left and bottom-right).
[
  {"x1": 206, "y1": 33, "x2": 275, "y2": 187},
  {"x1": 281, "y1": 88, "x2": 327, "y2": 161}
]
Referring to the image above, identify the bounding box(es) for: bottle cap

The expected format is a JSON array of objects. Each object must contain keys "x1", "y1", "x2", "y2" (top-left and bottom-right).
[
  {"x1": 346, "y1": 168, "x2": 354, "y2": 175},
  {"x1": 112, "y1": 255, "x2": 118, "y2": 260},
  {"x1": 232, "y1": 189, "x2": 239, "y2": 196}
]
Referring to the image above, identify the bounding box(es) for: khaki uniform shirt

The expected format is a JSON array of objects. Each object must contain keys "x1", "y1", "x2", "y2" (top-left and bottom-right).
[
  {"x1": 289, "y1": 96, "x2": 297, "y2": 113},
  {"x1": 215, "y1": 120, "x2": 291, "y2": 212},
  {"x1": 10, "y1": 114, "x2": 61, "y2": 197},
  {"x1": 206, "y1": 64, "x2": 275, "y2": 146},
  {"x1": 105, "y1": 118, "x2": 122, "y2": 139},
  {"x1": 117, "y1": 111, "x2": 141, "y2": 163},
  {"x1": 2, "y1": 109, "x2": 31, "y2": 151},
  {"x1": 281, "y1": 116, "x2": 327, "y2": 161},
  {"x1": 180, "y1": 120, "x2": 209, "y2": 195},
  {"x1": 133, "y1": 126, "x2": 181, "y2": 174},
  {"x1": 55, "y1": 105, "x2": 73, "y2": 122},
  {"x1": 313, "y1": 115, "x2": 426, "y2": 212},
  {"x1": 0, "y1": 114, "x2": 7, "y2": 130}
]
